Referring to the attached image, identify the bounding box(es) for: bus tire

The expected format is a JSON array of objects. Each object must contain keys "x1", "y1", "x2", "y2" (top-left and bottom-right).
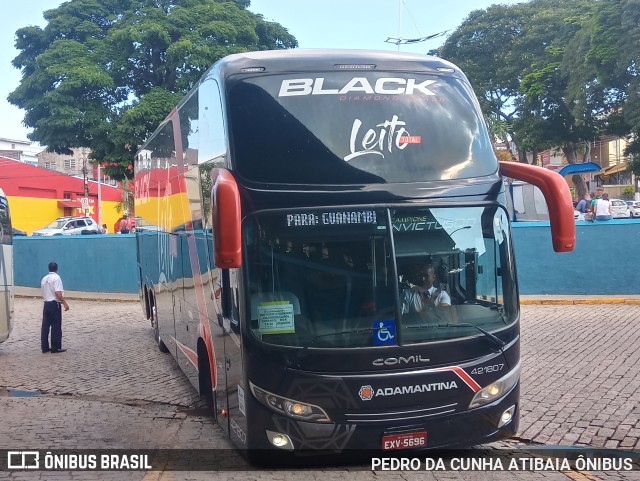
[
  {"x1": 155, "y1": 318, "x2": 169, "y2": 353},
  {"x1": 198, "y1": 341, "x2": 216, "y2": 420},
  {"x1": 155, "y1": 326, "x2": 169, "y2": 352},
  {"x1": 148, "y1": 290, "x2": 168, "y2": 353}
]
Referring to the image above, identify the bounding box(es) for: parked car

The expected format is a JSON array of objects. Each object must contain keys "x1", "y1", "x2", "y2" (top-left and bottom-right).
[
  {"x1": 132, "y1": 217, "x2": 160, "y2": 233},
  {"x1": 610, "y1": 199, "x2": 631, "y2": 218},
  {"x1": 625, "y1": 200, "x2": 640, "y2": 217},
  {"x1": 31, "y1": 216, "x2": 101, "y2": 236},
  {"x1": 12, "y1": 227, "x2": 27, "y2": 236}
]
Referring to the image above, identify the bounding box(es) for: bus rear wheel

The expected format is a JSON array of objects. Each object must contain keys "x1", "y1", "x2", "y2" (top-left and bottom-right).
[
  {"x1": 155, "y1": 321, "x2": 169, "y2": 353},
  {"x1": 198, "y1": 343, "x2": 216, "y2": 420},
  {"x1": 148, "y1": 291, "x2": 168, "y2": 353}
]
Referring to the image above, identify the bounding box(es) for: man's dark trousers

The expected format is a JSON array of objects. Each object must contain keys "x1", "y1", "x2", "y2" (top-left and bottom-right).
[{"x1": 41, "y1": 301, "x2": 62, "y2": 352}]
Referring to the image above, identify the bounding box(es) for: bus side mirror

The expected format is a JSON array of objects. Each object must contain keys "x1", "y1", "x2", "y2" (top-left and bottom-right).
[
  {"x1": 499, "y1": 161, "x2": 575, "y2": 253},
  {"x1": 211, "y1": 168, "x2": 242, "y2": 268}
]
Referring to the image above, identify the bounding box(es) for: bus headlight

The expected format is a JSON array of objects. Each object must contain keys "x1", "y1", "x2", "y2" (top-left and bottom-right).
[
  {"x1": 266, "y1": 431, "x2": 294, "y2": 450},
  {"x1": 250, "y1": 382, "x2": 332, "y2": 423},
  {"x1": 469, "y1": 361, "x2": 520, "y2": 409}
]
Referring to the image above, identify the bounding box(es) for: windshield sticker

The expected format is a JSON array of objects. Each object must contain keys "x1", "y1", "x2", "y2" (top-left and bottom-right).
[
  {"x1": 279, "y1": 77, "x2": 437, "y2": 97},
  {"x1": 399, "y1": 136, "x2": 422, "y2": 145},
  {"x1": 373, "y1": 320, "x2": 397, "y2": 346},
  {"x1": 258, "y1": 302, "x2": 295, "y2": 335},
  {"x1": 345, "y1": 115, "x2": 418, "y2": 161},
  {"x1": 392, "y1": 216, "x2": 477, "y2": 232}
]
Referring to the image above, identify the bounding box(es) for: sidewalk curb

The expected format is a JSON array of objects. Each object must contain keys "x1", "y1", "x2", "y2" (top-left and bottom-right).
[
  {"x1": 15, "y1": 295, "x2": 139, "y2": 303},
  {"x1": 15, "y1": 286, "x2": 138, "y2": 303},
  {"x1": 520, "y1": 299, "x2": 640, "y2": 305}
]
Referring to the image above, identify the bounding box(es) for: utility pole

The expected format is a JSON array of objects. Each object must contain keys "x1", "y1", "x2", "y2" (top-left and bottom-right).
[
  {"x1": 97, "y1": 163, "x2": 102, "y2": 227},
  {"x1": 81, "y1": 147, "x2": 90, "y2": 216}
]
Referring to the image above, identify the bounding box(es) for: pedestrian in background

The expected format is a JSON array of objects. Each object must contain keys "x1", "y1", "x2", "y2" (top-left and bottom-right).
[
  {"x1": 590, "y1": 188, "x2": 604, "y2": 213},
  {"x1": 119, "y1": 215, "x2": 130, "y2": 234},
  {"x1": 114, "y1": 216, "x2": 124, "y2": 234},
  {"x1": 101, "y1": 224, "x2": 108, "y2": 234},
  {"x1": 594, "y1": 193, "x2": 613, "y2": 221},
  {"x1": 587, "y1": 188, "x2": 603, "y2": 222},
  {"x1": 576, "y1": 193, "x2": 591, "y2": 214},
  {"x1": 41, "y1": 262, "x2": 69, "y2": 353}
]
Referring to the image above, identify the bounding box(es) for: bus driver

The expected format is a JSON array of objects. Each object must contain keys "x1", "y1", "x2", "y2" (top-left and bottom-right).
[{"x1": 402, "y1": 263, "x2": 451, "y2": 313}]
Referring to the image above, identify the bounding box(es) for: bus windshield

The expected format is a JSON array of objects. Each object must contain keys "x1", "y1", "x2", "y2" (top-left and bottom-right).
[
  {"x1": 244, "y1": 206, "x2": 517, "y2": 348},
  {"x1": 227, "y1": 72, "x2": 496, "y2": 185}
]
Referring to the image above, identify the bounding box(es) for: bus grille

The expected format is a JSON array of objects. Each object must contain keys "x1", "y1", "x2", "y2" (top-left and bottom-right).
[{"x1": 344, "y1": 403, "x2": 458, "y2": 424}]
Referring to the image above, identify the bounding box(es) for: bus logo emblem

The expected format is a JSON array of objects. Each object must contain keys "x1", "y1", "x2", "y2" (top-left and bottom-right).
[{"x1": 358, "y1": 385, "x2": 374, "y2": 401}]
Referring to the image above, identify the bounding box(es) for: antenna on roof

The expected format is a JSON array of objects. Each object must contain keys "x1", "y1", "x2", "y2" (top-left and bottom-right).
[{"x1": 385, "y1": 0, "x2": 449, "y2": 50}]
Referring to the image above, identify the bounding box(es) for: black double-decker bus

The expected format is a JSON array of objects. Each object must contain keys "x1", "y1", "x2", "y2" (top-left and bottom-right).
[{"x1": 134, "y1": 50, "x2": 574, "y2": 456}]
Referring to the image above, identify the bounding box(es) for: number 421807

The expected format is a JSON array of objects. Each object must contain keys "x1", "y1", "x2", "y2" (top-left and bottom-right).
[{"x1": 471, "y1": 364, "x2": 504, "y2": 375}]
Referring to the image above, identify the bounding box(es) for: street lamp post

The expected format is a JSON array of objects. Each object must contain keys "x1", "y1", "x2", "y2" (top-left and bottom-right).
[{"x1": 449, "y1": 225, "x2": 471, "y2": 237}]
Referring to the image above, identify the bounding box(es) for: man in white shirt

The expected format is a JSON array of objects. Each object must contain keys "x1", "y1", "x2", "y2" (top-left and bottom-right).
[
  {"x1": 402, "y1": 263, "x2": 451, "y2": 313},
  {"x1": 41, "y1": 262, "x2": 70, "y2": 353}
]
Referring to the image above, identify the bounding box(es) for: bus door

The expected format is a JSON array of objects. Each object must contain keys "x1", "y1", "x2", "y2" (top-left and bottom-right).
[
  {"x1": 219, "y1": 268, "x2": 246, "y2": 444},
  {"x1": 208, "y1": 266, "x2": 228, "y2": 432}
]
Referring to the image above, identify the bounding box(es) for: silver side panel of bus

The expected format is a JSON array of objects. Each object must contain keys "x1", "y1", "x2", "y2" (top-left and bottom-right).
[{"x1": 0, "y1": 244, "x2": 14, "y2": 343}]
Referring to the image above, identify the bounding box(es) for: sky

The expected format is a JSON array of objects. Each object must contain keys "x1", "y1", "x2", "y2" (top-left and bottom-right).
[{"x1": 0, "y1": 0, "x2": 523, "y2": 143}]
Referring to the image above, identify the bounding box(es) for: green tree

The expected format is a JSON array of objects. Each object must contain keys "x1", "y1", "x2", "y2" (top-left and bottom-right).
[
  {"x1": 434, "y1": 4, "x2": 523, "y2": 156},
  {"x1": 435, "y1": 0, "x2": 615, "y2": 199},
  {"x1": 569, "y1": 0, "x2": 640, "y2": 155},
  {"x1": 9, "y1": 0, "x2": 297, "y2": 180},
  {"x1": 485, "y1": 114, "x2": 511, "y2": 150},
  {"x1": 628, "y1": 156, "x2": 640, "y2": 192}
]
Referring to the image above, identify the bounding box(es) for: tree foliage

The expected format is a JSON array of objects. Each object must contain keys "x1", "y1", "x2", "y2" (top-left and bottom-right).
[
  {"x1": 9, "y1": 0, "x2": 297, "y2": 179},
  {"x1": 435, "y1": 0, "x2": 639, "y2": 198}
]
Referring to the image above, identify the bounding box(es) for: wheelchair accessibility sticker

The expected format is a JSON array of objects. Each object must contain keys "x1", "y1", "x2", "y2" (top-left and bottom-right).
[{"x1": 373, "y1": 320, "x2": 396, "y2": 346}]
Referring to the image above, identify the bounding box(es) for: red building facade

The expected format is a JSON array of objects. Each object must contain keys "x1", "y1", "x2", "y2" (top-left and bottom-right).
[{"x1": 0, "y1": 156, "x2": 124, "y2": 234}]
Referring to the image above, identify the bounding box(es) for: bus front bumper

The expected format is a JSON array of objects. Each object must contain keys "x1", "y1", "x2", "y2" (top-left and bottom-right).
[{"x1": 255, "y1": 384, "x2": 519, "y2": 453}]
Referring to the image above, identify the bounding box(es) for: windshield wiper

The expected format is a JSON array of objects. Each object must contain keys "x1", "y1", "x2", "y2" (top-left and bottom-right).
[
  {"x1": 295, "y1": 326, "x2": 384, "y2": 360},
  {"x1": 406, "y1": 322, "x2": 505, "y2": 350},
  {"x1": 489, "y1": 305, "x2": 510, "y2": 324}
]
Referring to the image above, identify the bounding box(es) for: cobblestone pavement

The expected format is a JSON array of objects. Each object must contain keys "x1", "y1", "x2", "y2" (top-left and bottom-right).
[{"x1": 0, "y1": 298, "x2": 638, "y2": 480}]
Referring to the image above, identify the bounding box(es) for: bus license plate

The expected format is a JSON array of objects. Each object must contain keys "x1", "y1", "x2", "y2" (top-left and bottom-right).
[{"x1": 382, "y1": 431, "x2": 427, "y2": 451}]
